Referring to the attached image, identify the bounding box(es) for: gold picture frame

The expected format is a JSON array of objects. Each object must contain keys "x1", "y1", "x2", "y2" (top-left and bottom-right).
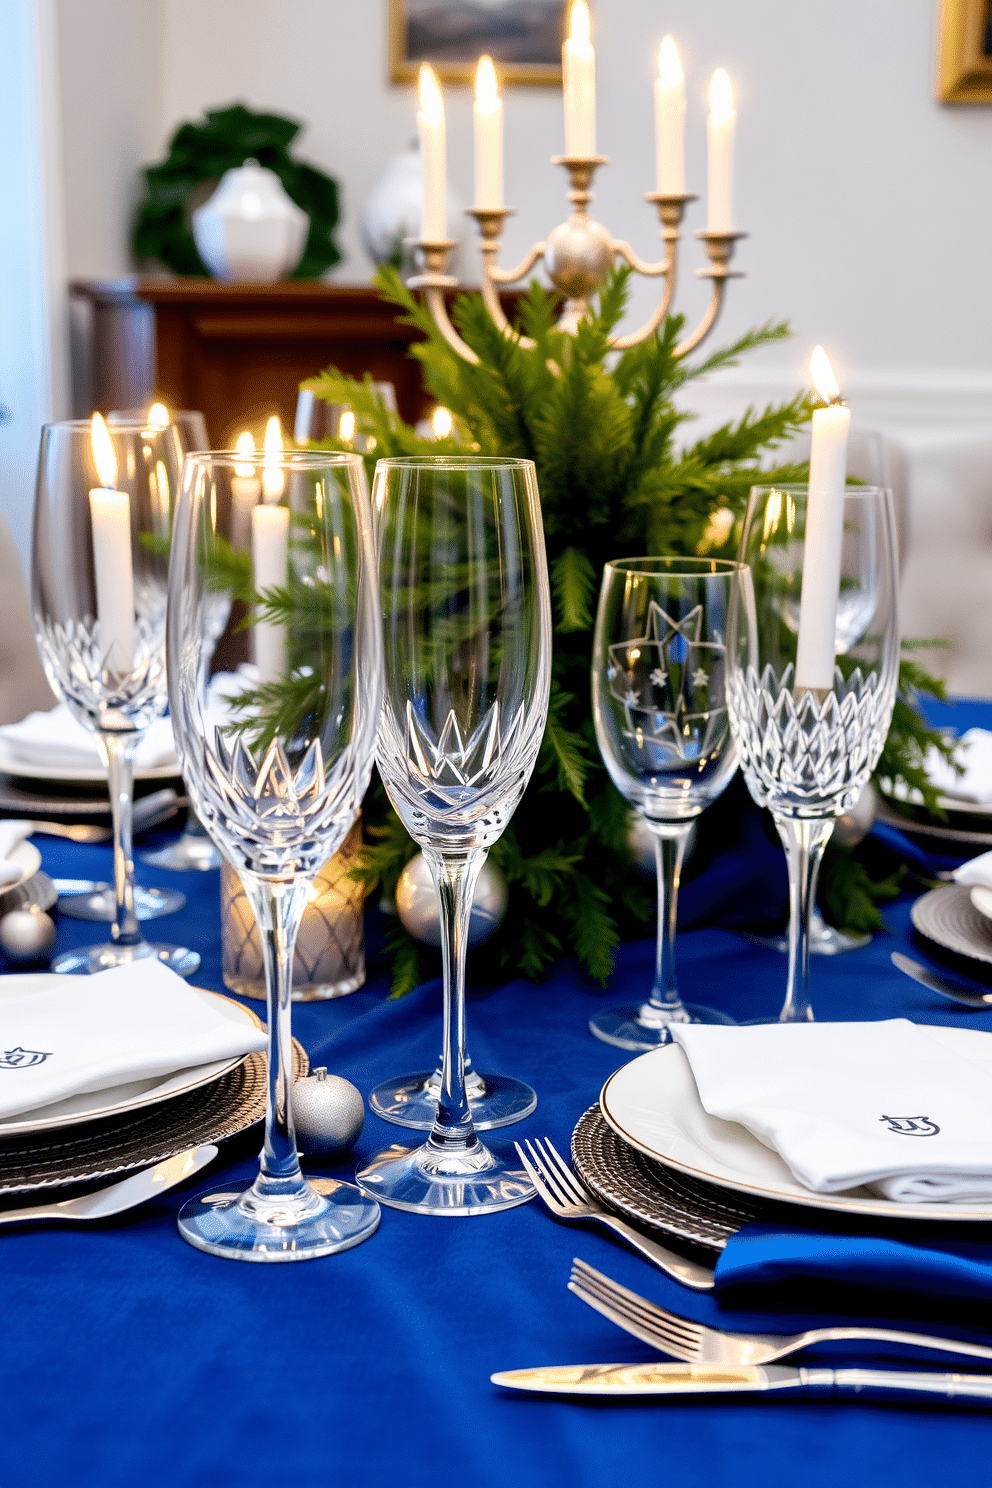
[
  {"x1": 389, "y1": 0, "x2": 564, "y2": 86},
  {"x1": 937, "y1": 0, "x2": 992, "y2": 102}
]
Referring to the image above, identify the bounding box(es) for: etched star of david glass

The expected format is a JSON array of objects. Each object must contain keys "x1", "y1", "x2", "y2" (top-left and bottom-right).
[
  {"x1": 590, "y1": 559, "x2": 746, "y2": 1049},
  {"x1": 356, "y1": 456, "x2": 551, "y2": 1215},
  {"x1": 726, "y1": 485, "x2": 899, "y2": 1022},
  {"x1": 167, "y1": 448, "x2": 383, "y2": 1260}
]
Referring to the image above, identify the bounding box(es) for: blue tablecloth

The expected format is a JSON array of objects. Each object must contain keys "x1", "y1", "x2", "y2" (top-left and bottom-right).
[{"x1": 4, "y1": 698, "x2": 992, "y2": 1486}]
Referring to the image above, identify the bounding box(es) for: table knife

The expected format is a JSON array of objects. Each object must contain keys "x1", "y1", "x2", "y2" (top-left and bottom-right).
[{"x1": 491, "y1": 1361, "x2": 992, "y2": 1402}]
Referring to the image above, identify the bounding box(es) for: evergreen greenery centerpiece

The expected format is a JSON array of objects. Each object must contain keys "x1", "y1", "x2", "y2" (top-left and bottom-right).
[{"x1": 302, "y1": 267, "x2": 952, "y2": 994}]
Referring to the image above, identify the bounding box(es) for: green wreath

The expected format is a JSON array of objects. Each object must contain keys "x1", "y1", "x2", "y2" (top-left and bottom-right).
[{"x1": 132, "y1": 103, "x2": 341, "y2": 279}]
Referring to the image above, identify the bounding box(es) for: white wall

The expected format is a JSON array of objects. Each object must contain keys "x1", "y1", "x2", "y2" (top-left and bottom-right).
[{"x1": 0, "y1": 0, "x2": 68, "y2": 576}]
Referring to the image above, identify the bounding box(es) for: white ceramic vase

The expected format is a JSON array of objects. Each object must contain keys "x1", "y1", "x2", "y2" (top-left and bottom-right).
[{"x1": 192, "y1": 160, "x2": 309, "y2": 283}]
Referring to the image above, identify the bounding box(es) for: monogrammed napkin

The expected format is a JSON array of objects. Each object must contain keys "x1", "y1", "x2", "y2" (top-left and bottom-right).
[
  {"x1": 925, "y1": 728, "x2": 992, "y2": 804},
  {"x1": 0, "y1": 961, "x2": 267, "y2": 1121},
  {"x1": 670, "y1": 1020, "x2": 992, "y2": 1203},
  {"x1": 0, "y1": 704, "x2": 177, "y2": 773}
]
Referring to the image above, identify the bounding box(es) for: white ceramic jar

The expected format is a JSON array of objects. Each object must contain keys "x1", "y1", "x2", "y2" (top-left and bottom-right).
[{"x1": 192, "y1": 160, "x2": 309, "y2": 282}]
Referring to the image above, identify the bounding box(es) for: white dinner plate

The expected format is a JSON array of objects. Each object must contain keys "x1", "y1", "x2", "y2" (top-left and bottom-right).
[
  {"x1": 0, "y1": 975, "x2": 263, "y2": 1136},
  {"x1": 0, "y1": 736, "x2": 179, "y2": 786},
  {"x1": 880, "y1": 778, "x2": 992, "y2": 820},
  {"x1": 601, "y1": 1024, "x2": 992, "y2": 1223}
]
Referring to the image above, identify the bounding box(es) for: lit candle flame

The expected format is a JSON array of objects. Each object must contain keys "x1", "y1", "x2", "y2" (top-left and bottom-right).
[
  {"x1": 90, "y1": 412, "x2": 118, "y2": 489},
  {"x1": 432, "y1": 406, "x2": 453, "y2": 439},
  {"x1": 234, "y1": 430, "x2": 255, "y2": 479},
  {"x1": 338, "y1": 409, "x2": 356, "y2": 445},
  {"x1": 262, "y1": 415, "x2": 284, "y2": 501},
  {"x1": 658, "y1": 35, "x2": 682, "y2": 86},
  {"x1": 147, "y1": 402, "x2": 169, "y2": 428},
  {"x1": 418, "y1": 64, "x2": 443, "y2": 125},
  {"x1": 709, "y1": 68, "x2": 734, "y2": 121},
  {"x1": 569, "y1": 0, "x2": 590, "y2": 46},
  {"x1": 810, "y1": 345, "x2": 841, "y2": 405},
  {"x1": 475, "y1": 54, "x2": 499, "y2": 108}
]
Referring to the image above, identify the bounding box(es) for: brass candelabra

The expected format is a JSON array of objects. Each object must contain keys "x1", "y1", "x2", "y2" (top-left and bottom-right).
[{"x1": 408, "y1": 154, "x2": 747, "y2": 365}]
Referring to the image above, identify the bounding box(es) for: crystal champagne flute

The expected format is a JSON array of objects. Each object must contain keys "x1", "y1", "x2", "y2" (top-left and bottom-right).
[
  {"x1": 589, "y1": 559, "x2": 744, "y2": 1049},
  {"x1": 31, "y1": 416, "x2": 199, "y2": 976},
  {"x1": 357, "y1": 456, "x2": 551, "y2": 1215},
  {"x1": 726, "y1": 484, "x2": 900, "y2": 1022},
  {"x1": 168, "y1": 447, "x2": 383, "y2": 1260}
]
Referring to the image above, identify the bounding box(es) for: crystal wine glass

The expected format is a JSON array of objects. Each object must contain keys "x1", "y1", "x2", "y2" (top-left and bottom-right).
[
  {"x1": 356, "y1": 456, "x2": 551, "y2": 1215},
  {"x1": 110, "y1": 407, "x2": 223, "y2": 875},
  {"x1": 726, "y1": 484, "x2": 900, "y2": 1022},
  {"x1": 31, "y1": 416, "x2": 199, "y2": 976},
  {"x1": 589, "y1": 558, "x2": 744, "y2": 1049},
  {"x1": 168, "y1": 447, "x2": 383, "y2": 1260}
]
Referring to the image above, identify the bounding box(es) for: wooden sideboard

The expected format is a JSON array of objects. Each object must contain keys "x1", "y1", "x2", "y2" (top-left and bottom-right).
[{"x1": 69, "y1": 278, "x2": 465, "y2": 446}]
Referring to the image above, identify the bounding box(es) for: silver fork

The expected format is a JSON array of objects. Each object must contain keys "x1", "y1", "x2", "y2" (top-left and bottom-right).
[
  {"x1": 515, "y1": 1138, "x2": 714, "y2": 1292},
  {"x1": 569, "y1": 1257, "x2": 992, "y2": 1366}
]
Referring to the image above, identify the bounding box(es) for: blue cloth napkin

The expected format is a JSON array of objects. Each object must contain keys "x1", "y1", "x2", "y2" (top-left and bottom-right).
[{"x1": 715, "y1": 1221, "x2": 992, "y2": 1303}]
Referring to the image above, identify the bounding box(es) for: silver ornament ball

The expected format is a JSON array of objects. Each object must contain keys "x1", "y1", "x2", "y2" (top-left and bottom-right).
[
  {"x1": 0, "y1": 907, "x2": 56, "y2": 963},
  {"x1": 395, "y1": 851, "x2": 508, "y2": 948},
  {"x1": 293, "y1": 1068, "x2": 365, "y2": 1158}
]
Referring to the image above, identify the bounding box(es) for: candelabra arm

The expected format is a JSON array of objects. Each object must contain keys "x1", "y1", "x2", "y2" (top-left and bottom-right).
[
  {"x1": 425, "y1": 286, "x2": 480, "y2": 365},
  {"x1": 606, "y1": 193, "x2": 696, "y2": 354},
  {"x1": 673, "y1": 229, "x2": 748, "y2": 359},
  {"x1": 408, "y1": 240, "x2": 481, "y2": 365},
  {"x1": 468, "y1": 208, "x2": 539, "y2": 349},
  {"x1": 488, "y1": 243, "x2": 547, "y2": 286},
  {"x1": 610, "y1": 239, "x2": 671, "y2": 279}
]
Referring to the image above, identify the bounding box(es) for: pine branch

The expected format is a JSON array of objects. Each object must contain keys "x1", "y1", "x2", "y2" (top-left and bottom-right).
[{"x1": 551, "y1": 546, "x2": 597, "y2": 632}]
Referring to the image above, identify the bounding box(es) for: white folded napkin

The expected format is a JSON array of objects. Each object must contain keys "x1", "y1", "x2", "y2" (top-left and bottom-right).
[
  {"x1": 670, "y1": 1020, "x2": 992, "y2": 1203},
  {"x1": 0, "y1": 820, "x2": 32, "y2": 885},
  {"x1": 954, "y1": 851, "x2": 992, "y2": 891},
  {"x1": 0, "y1": 704, "x2": 177, "y2": 773},
  {"x1": 0, "y1": 960, "x2": 267, "y2": 1120},
  {"x1": 924, "y1": 728, "x2": 992, "y2": 804}
]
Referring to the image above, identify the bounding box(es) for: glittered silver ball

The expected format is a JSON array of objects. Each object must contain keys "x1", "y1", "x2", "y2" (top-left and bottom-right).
[
  {"x1": 293, "y1": 1068, "x2": 365, "y2": 1158},
  {"x1": 395, "y1": 851, "x2": 508, "y2": 947},
  {"x1": 0, "y1": 907, "x2": 56, "y2": 963}
]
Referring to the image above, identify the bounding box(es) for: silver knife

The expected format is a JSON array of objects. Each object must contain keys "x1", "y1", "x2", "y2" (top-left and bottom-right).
[{"x1": 491, "y1": 1362, "x2": 992, "y2": 1402}]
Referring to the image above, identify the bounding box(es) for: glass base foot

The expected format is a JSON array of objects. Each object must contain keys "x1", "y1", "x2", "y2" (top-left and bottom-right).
[
  {"x1": 369, "y1": 1069, "x2": 537, "y2": 1131},
  {"x1": 177, "y1": 1176, "x2": 380, "y2": 1262},
  {"x1": 52, "y1": 940, "x2": 200, "y2": 977},
  {"x1": 141, "y1": 836, "x2": 221, "y2": 872},
  {"x1": 746, "y1": 920, "x2": 871, "y2": 956},
  {"x1": 356, "y1": 1138, "x2": 535, "y2": 1216},
  {"x1": 589, "y1": 1000, "x2": 734, "y2": 1051},
  {"x1": 58, "y1": 885, "x2": 186, "y2": 922}
]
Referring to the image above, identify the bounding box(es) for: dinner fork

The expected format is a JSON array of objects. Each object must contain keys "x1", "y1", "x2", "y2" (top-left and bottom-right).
[
  {"x1": 569, "y1": 1257, "x2": 992, "y2": 1366},
  {"x1": 515, "y1": 1138, "x2": 715, "y2": 1292}
]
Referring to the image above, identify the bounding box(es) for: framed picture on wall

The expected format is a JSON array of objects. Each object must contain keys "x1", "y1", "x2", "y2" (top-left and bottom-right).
[
  {"x1": 389, "y1": 0, "x2": 565, "y2": 86},
  {"x1": 937, "y1": 0, "x2": 992, "y2": 102}
]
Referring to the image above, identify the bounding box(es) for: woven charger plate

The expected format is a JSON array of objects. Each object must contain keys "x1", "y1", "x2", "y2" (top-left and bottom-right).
[
  {"x1": 911, "y1": 884, "x2": 992, "y2": 968},
  {"x1": 0, "y1": 1040, "x2": 308, "y2": 1195},
  {"x1": 571, "y1": 1104, "x2": 767, "y2": 1254}
]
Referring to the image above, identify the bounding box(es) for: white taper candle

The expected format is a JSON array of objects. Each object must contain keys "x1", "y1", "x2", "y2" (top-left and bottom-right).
[
  {"x1": 563, "y1": 1, "x2": 596, "y2": 157},
  {"x1": 707, "y1": 68, "x2": 735, "y2": 232},
  {"x1": 654, "y1": 37, "x2": 685, "y2": 195},
  {"x1": 88, "y1": 413, "x2": 135, "y2": 677},
  {"x1": 795, "y1": 347, "x2": 852, "y2": 693},
  {"x1": 417, "y1": 64, "x2": 447, "y2": 239}
]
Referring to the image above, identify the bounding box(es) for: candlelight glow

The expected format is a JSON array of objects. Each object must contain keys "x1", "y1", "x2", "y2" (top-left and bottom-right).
[
  {"x1": 709, "y1": 68, "x2": 734, "y2": 121},
  {"x1": 569, "y1": 0, "x2": 590, "y2": 45},
  {"x1": 90, "y1": 413, "x2": 118, "y2": 489},
  {"x1": 418, "y1": 64, "x2": 443, "y2": 125},
  {"x1": 262, "y1": 415, "x2": 285, "y2": 501},
  {"x1": 147, "y1": 402, "x2": 169, "y2": 428},
  {"x1": 658, "y1": 35, "x2": 682, "y2": 86},
  {"x1": 810, "y1": 345, "x2": 841, "y2": 405},
  {"x1": 234, "y1": 431, "x2": 255, "y2": 479},
  {"x1": 475, "y1": 54, "x2": 499, "y2": 108},
  {"x1": 432, "y1": 406, "x2": 453, "y2": 439},
  {"x1": 338, "y1": 410, "x2": 356, "y2": 444}
]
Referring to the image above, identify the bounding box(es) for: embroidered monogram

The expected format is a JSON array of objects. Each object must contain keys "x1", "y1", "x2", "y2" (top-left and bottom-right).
[
  {"x1": 0, "y1": 1047, "x2": 52, "y2": 1070},
  {"x1": 879, "y1": 1114, "x2": 940, "y2": 1137}
]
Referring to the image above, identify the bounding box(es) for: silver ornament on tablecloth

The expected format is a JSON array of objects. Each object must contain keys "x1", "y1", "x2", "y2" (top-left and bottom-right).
[
  {"x1": 395, "y1": 851, "x2": 508, "y2": 947},
  {"x1": 293, "y1": 1068, "x2": 365, "y2": 1158},
  {"x1": 0, "y1": 906, "x2": 56, "y2": 963}
]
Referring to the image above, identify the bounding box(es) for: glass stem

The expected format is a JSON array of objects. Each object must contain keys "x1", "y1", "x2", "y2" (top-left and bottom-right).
[
  {"x1": 641, "y1": 820, "x2": 693, "y2": 1023},
  {"x1": 775, "y1": 816, "x2": 835, "y2": 1023},
  {"x1": 243, "y1": 874, "x2": 310, "y2": 1195},
  {"x1": 424, "y1": 848, "x2": 484, "y2": 1156},
  {"x1": 101, "y1": 734, "x2": 142, "y2": 947}
]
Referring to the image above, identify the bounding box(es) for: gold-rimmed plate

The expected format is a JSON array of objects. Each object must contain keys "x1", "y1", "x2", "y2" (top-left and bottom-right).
[
  {"x1": 600, "y1": 1023, "x2": 992, "y2": 1223},
  {"x1": 0, "y1": 976, "x2": 263, "y2": 1137}
]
